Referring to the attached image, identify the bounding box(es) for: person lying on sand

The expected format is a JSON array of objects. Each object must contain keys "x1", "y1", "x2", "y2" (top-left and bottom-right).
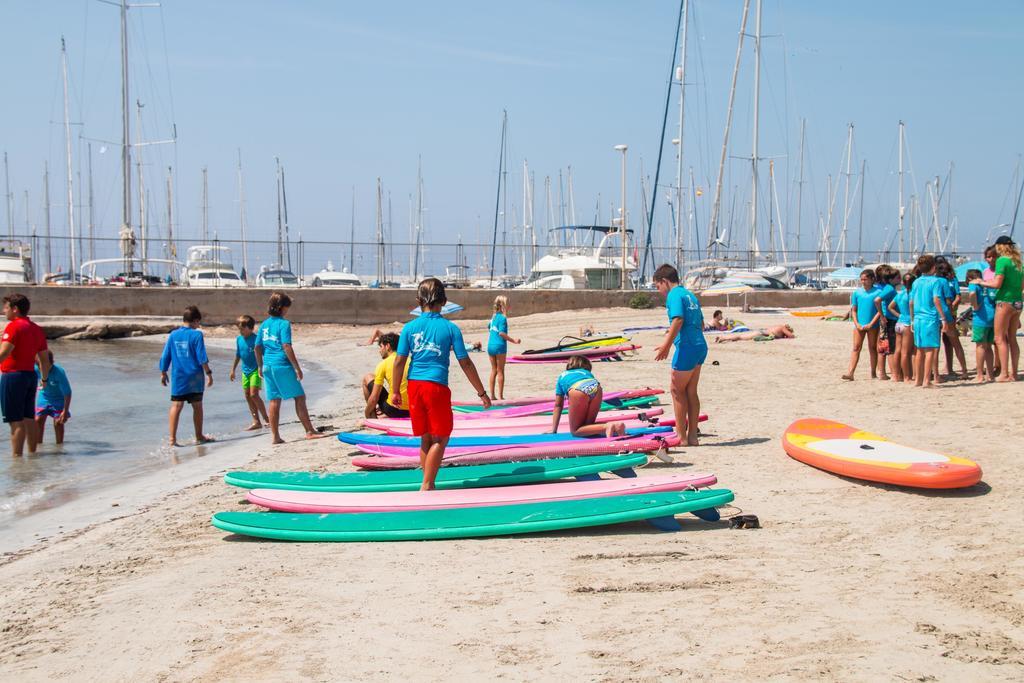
[{"x1": 714, "y1": 324, "x2": 795, "y2": 343}]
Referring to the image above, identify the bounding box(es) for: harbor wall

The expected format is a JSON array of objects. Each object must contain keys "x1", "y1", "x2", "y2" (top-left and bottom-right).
[{"x1": 2, "y1": 286, "x2": 854, "y2": 325}]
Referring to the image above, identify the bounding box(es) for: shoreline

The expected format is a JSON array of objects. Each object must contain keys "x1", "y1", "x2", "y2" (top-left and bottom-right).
[{"x1": 0, "y1": 333, "x2": 354, "y2": 559}]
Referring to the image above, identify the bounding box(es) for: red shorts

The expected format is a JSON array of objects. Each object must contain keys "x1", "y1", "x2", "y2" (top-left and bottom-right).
[{"x1": 407, "y1": 380, "x2": 454, "y2": 437}]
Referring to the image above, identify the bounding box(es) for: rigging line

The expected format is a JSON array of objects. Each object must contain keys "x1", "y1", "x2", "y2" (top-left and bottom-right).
[
  {"x1": 158, "y1": 4, "x2": 178, "y2": 127},
  {"x1": 1009, "y1": 165, "x2": 1024, "y2": 240},
  {"x1": 639, "y1": 0, "x2": 684, "y2": 280},
  {"x1": 488, "y1": 111, "x2": 507, "y2": 284}
]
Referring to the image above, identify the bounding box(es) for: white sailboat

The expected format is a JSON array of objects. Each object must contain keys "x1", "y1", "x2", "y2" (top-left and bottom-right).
[{"x1": 519, "y1": 225, "x2": 636, "y2": 290}]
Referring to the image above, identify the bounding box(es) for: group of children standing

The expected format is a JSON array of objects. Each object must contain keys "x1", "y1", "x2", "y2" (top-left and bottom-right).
[
  {"x1": 159, "y1": 292, "x2": 325, "y2": 446},
  {"x1": 844, "y1": 236, "x2": 1023, "y2": 387}
]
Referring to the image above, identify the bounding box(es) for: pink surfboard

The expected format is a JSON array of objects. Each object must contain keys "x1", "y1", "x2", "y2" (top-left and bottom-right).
[
  {"x1": 450, "y1": 387, "x2": 660, "y2": 408},
  {"x1": 247, "y1": 472, "x2": 717, "y2": 513},
  {"x1": 380, "y1": 417, "x2": 676, "y2": 438},
  {"x1": 362, "y1": 408, "x2": 665, "y2": 434},
  {"x1": 351, "y1": 434, "x2": 682, "y2": 469},
  {"x1": 507, "y1": 352, "x2": 621, "y2": 364}
]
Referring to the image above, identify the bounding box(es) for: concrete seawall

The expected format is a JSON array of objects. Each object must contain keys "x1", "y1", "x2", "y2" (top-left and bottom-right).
[{"x1": 1, "y1": 286, "x2": 854, "y2": 325}]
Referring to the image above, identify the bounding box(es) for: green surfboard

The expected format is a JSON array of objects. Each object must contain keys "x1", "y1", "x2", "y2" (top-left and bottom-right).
[
  {"x1": 211, "y1": 489, "x2": 734, "y2": 542},
  {"x1": 224, "y1": 453, "x2": 648, "y2": 493}
]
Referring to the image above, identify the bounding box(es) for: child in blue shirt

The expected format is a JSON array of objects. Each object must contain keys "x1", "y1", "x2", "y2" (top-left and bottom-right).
[
  {"x1": 34, "y1": 350, "x2": 71, "y2": 444},
  {"x1": 652, "y1": 263, "x2": 706, "y2": 446},
  {"x1": 935, "y1": 259, "x2": 969, "y2": 380},
  {"x1": 392, "y1": 278, "x2": 490, "y2": 490},
  {"x1": 255, "y1": 292, "x2": 323, "y2": 444},
  {"x1": 967, "y1": 268, "x2": 995, "y2": 382},
  {"x1": 158, "y1": 305, "x2": 214, "y2": 446},
  {"x1": 486, "y1": 295, "x2": 520, "y2": 401},
  {"x1": 549, "y1": 355, "x2": 626, "y2": 437},
  {"x1": 888, "y1": 272, "x2": 916, "y2": 383},
  {"x1": 230, "y1": 314, "x2": 269, "y2": 430},
  {"x1": 873, "y1": 265, "x2": 899, "y2": 381},
  {"x1": 910, "y1": 255, "x2": 950, "y2": 388},
  {"x1": 843, "y1": 269, "x2": 882, "y2": 381}
]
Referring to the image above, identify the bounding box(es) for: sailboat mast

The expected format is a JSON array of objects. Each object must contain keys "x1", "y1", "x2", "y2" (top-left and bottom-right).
[
  {"x1": 201, "y1": 166, "x2": 208, "y2": 244},
  {"x1": 165, "y1": 166, "x2": 174, "y2": 262},
  {"x1": 348, "y1": 187, "x2": 355, "y2": 272},
  {"x1": 897, "y1": 120, "x2": 905, "y2": 262},
  {"x1": 375, "y1": 177, "x2": 384, "y2": 284},
  {"x1": 795, "y1": 118, "x2": 806, "y2": 257},
  {"x1": 415, "y1": 157, "x2": 423, "y2": 281},
  {"x1": 708, "y1": 0, "x2": 751, "y2": 257},
  {"x1": 61, "y1": 37, "x2": 78, "y2": 279},
  {"x1": 839, "y1": 123, "x2": 854, "y2": 264},
  {"x1": 750, "y1": 0, "x2": 762, "y2": 266},
  {"x1": 675, "y1": 0, "x2": 690, "y2": 268},
  {"x1": 3, "y1": 152, "x2": 11, "y2": 240},
  {"x1": 281, "y1": 164, "x2": 292, "y2": 271},
  {"x1": 275, "y1": 157, "x2": 283, "y2": 265},
  {"x1": 857, "y1": 159, "x2": 866, "y2": 260},
  {"x1": 119, "y1": 0, "x2": 133, "y2": 275},
  {"x1": 488, "y1": 110, "x2": 507, "y2": 284},
  {"x1": 43, "y1": 162, "x2": 52, "y2": 276},
  {"x1": 136, "y1": 101, "x2": 146, "y2": 274},
  {"x1": 237, "y1": 149, "x2": 249, "y2": 279},
  {"x1": 87, "y1": 144, "x2": 95, "y2": 261}
]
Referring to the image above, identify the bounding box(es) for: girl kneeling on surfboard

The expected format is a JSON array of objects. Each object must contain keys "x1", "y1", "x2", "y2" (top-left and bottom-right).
[
  {"x1": 391, "y1": 278, "x2": 491, "y2": 491},
  {"x1": 549, "y1": 356, "x2": 626, "y2": 438}
]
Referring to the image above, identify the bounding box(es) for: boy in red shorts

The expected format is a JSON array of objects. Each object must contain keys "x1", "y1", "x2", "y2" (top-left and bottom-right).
[{"x1": 392, "y1": 278, "x2": 490, "y2": 490}]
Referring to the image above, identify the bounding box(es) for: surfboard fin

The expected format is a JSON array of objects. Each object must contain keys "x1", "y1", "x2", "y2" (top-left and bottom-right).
[
  {"x1": 574, "y1": 473, "x2": 602, "y2": 482},
  {"x1": 690, "y1": 507, "x2": 721, "y2": 522},
  {"x1": 646, "y1": 515, "x2": 682, "y2": 531},
  {"x1": 611, "y1": 467, "x2": 638, "y2": 479}
]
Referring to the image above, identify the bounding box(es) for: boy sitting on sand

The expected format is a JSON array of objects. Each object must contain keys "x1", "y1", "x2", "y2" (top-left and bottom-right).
[
  {"x1": 230, "y1": 315, "x2": 270, "y2": 430},
  {"x1": 35, "y1": 350, "x2": 72, "y2": 444},
  {"x1": 159, "y1": 305, "x2": 214, "y2": 446},
  {"x1": 363, "y1": 332, "x2": 410, "y2": 419}
]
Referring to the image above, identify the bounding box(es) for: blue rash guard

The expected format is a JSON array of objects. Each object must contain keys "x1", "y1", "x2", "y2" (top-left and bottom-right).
[
  {"x1": 895, "y1": 289, "x2": 912, "y2": 325},
  {"x1": 236, "y1": 333, "x2": 258, "y2": 375},
  {"x1": 487, "y1": 312, "x2": 508, "y2": 356},
  {"x1": 850, "y1": 287, "x2": 880, "y2": 328},
  {"x1": 158, "y1": 326, "x2": 209, "y2": 396},
  {"x1": 554, "y1": 368, "x2": 600, "y2": 398},
  {"x1": 397, "y1": 312, "x2": 469, "y2": 386},
  {"x1": 876, "y1": 283, "x2": 898, "y2": 322},
  {"x1": 666, "y1": 285, "x2": 708, "y2": 372},
  {"x1": 255, "y1": 316, "x2": 293, "y2": 369},
  {"x1": 969, "y1": 283, "x2": 995, "y2": 328}
]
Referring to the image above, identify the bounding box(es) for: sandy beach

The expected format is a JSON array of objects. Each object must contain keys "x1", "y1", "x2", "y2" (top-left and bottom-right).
[{"x1": 0, "y1": 305, "x2": 1021, "y2": 681}]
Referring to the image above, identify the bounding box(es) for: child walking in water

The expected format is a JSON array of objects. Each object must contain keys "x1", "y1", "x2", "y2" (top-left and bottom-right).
[
  {"x1": 549, "y1": 356, "x2": 626, "y2": 437},
  {"x1": 967, "y1": 268, "x2": 996, "y2": 382},
  {"x1": 230, "y1": 315, "x2": 269, "y2": 430},
  {"x1": 486, "y1": 295, "x2": 520, "y2": 400},
  {"x1": 843, "y1": 269, "x2": 881, "y2": 380},
  {"x1": 159, "y1": 305, "x2": 214, "y2": 446},
  {"x1": 34, "y1": 350, "x2": 72, "y2": 444},
  {"x1": 255, "y1": 292, "x2": 324, "y2": 444},
  {"x1": 652, "y1": 263, "x2": 707, "y2": 447},
  {"x1": 392, "y1": 278, "x2": 490, "y2": 490}
]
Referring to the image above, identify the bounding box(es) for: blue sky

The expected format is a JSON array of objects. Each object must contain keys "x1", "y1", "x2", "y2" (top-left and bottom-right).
[{"x1": 1, "y1": 1, "x2": 1022, "y2": 275}]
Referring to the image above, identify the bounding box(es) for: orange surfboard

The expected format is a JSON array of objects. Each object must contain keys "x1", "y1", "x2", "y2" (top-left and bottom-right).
[
  {"x1": 782, "y1": 418, "x2": 982, "y2": 489},
  {"x1": 789, "y1": 309, "x2": 832, "y2": 318}
]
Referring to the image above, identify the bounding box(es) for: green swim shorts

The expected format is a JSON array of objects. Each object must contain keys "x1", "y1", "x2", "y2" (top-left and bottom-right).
[
  {"x1": 242, "y1": 369, "x2": 262, "y2": 390},
  {"x1": 971, "y1": 326, "x2": 994, "y2": 344}
]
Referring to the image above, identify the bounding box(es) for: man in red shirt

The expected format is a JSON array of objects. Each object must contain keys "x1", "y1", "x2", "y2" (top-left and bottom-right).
[{"x1": 0, "y1": 293, "x2": 51, "y2": 456}]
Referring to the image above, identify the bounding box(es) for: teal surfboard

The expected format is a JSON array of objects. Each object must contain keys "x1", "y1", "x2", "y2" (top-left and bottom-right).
[
  {"x1": 337, "y1": 425, "x2": 671, "y2": 448},
  {"x1": 211, "y1": 489, "x2": 734, "y2": 542},
  {"x1": 224, "y1": 453, "x2": 648, "y2": 493}
]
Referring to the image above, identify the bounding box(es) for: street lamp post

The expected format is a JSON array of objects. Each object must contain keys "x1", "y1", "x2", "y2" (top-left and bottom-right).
[{"x1": 614, "y1": 144, "x2": 628, "y2": 289}]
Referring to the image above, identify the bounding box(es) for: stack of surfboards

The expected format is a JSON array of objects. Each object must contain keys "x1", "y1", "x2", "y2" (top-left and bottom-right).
[
  {"x1": 214, "y1": 454, "x2": 734, "y2": 542},
  {"x1": 507, "y1": 335, "x2": 641, "y2": 364},
  {"x1": 212, "y1": 387, "x2": 733, "y2": 541}
]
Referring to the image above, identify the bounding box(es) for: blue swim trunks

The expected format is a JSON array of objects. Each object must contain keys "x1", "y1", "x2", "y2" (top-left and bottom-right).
[
  {"x1": 263, "y1": 364, "x2": 305, "y2": 401},
  {"x1": 913, "y1": 318, "x2": 940, "y2": 350},
  {"x1": 35, "y1": 404, "x2": 70, "y2": 420},
  {"x1": 672, "y1": 343, "x2": 708, "y2": 372}
]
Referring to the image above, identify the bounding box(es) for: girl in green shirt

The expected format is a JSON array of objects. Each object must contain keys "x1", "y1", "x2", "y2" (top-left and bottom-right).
[{"x1": 970, "y1": 237, "x2": 1022, "y2": 381}]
